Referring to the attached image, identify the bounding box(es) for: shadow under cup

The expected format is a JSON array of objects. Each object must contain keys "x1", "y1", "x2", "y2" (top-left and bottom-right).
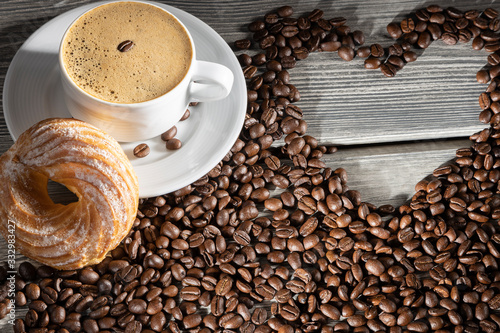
[{"x1": 59, "y1": 0, "x2": 234, "y2": 143}]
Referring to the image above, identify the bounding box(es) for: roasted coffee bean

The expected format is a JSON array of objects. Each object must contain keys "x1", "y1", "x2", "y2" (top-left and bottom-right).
[
  {"x1": 25, "y1": 283, "x2": 40, "y2": 300},
  {"x1": 133, "y1": 143, "x2": 150, "y2": 158},
  {"x1": 365, "y1": 57, "x2": 382, "y2": 69},
  {"x1": 277, "y1": 5, "x2": 293, "y2": 17},
  {"x1": 387, "y1": 55, "x2": 405, "y2": 69},
  {"x1": 124, "y1": 320, "x2": 142, "y2": 333},
  {"x1": 235, "y1": 39, "x2": 251, "y2": 49},
  {"x1": 338, "y1": 46, "x2": 354, "y2": 61},
  {"x1": 280, "y1": 304, "x2": 299, "y2": 321},
  {"x1": 320, "y1": 304, "x2": 340, "y2": 320},
  {"x1": 381, "y1": 63, "x2": 397, "y2": 77},
  {"x1": 238, "y1": 53, "x2": 252, "y2": 66},
  {"x1": 365, "y1": 259, "x2": 385, "y2": 276},
  {"x1": 161, "y1": 126, "x2": 177, "y2": 141},
  {"x1": 62, "y1": 319, "x2": 81, "y2": 332},
  {"x1": 41, "y1": 287, "x2": 58, "y2": 304},
  {"x1": 166, "y1": 138, "x2": 182, "y2": 150},
  {"x1": 215, "y1": 275, "x2": 233, "y2": 296},
  {"x1": 442, "y1": 32, "x2": 459, "y2": 45},
  {"x1": 403, "y1": 50, "x2": 417, "y2": 62},
  {"x1": 357, "y1": 45, "x2": 370, "y2": 58},
  {"x1": 417, "y1": 31, "x2": 432, "y2": 48},
  {"x1": 19, "y1": 262, "x2": 37, "y2": 281},
  {"x1": 401, "y1": 18, "x2": 415, "y2": 33},
  {"x1": 117, "y1": 40, "x2": 134, "y2": 52},
  {"x1": 387, "y1": 22, "x2": 403, "y2": 38},
  {"x1": 128, "y1": 299, "x2": 147, "y2": 314},
  {"x1": 183, "y1": 313, "x2": 202, "y2": 329},
  {"x1": 370, "y1": 43, "x2": 385, "y2": 57}
]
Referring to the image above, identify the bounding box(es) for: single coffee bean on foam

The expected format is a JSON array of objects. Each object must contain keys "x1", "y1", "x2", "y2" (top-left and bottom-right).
[{"x1": 61, "y1": 1, "x2": 193, "y2": 103}]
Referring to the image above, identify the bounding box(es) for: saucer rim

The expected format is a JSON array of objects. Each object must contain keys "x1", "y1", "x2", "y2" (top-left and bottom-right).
[{"x1": 2, "y1": 0, "x2": 247, "y2": 198}]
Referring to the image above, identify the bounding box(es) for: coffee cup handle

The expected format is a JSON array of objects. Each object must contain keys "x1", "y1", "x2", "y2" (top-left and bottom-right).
[{"x1": 188, "y1": 60, "x2": 234, "y2": 102}]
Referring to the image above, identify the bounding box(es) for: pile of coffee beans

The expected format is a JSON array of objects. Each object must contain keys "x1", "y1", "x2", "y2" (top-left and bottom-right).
[
  {"x1": 383, "y1": 5, "x2": 500, "y2": 78},
  {"x1": 4, "y1": 4, "x2": 500, "y2": 333}
]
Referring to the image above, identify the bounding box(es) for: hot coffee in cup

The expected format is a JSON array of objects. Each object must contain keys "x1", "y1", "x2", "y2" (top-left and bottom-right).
[
  {"x1": 62, "y1": 1, "x2": 193, "y2": 103},
  {"x1": 59, "y1": 1, "x2": 234, "y2": 142}
]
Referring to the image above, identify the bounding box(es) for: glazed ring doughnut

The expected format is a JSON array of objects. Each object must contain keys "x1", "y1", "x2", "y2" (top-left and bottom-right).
[{"x1": 0, "y1": 118, "x2": 139, "y2": 270}]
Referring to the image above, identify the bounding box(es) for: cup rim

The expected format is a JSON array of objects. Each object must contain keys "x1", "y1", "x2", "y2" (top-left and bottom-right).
[{"x1": 58, "y1": 0, "x2": 196, "y2": 106}]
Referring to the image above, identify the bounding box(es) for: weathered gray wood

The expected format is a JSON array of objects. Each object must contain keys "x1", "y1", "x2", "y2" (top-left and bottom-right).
[
  {"x1": 327, "y1": 138, "x2": 472, "y2": 207},
  {"x1": 0, "y1": 0, "x2": 494, "y2": 147}
]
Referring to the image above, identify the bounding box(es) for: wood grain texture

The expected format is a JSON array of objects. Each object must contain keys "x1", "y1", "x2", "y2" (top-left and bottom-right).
[
  {"x1": 0, "y1": 0, "x2": 494, "y2": 147},
  {"x1": 0, "y1": 0, "x2": 497, "y2": 331},
  {"x1": 168, "y1": 0, "x2": 490, "y2": 144},
  {"x1": 327, "y1": 138, "x2": 472, "y2": 207}
]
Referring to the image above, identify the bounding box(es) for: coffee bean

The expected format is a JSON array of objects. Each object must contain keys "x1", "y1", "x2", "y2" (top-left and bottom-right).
[
  {"x1": 365, "y1": 57, "x2": 382, "y2": 69},
  {"x1": 320, "y1": 41, "x2": 340, "y2": 52},
  {"x1": 338, "y1": 46, "x2": 354, "y2": 61},
  {"x1": 19, "y1": 262, "x2": 36, "y2": 281},
  {"x1": 183, "y1": 313, "x2": 202, "y2": 329},
  {"x1": 117, "y1": 40, "x2": 134, "y2": 52},
  {"x1": 235, "y1": 39, "x2": 251, "y2": 49},
  {"x1": 387, "y1": 22, "x2": 403, "y2": 38},
  {"x1": 356, "y1": 46, "x2": 370, "y2": 58},
  {"x1": 401, "y1": 18, "x2": 415, "y2": 33},
  {"x1": 320, "y1": 304, "x2": 340, "y2": 320},
  {"x1": 442, "y1": 32, "x2": 459, "y2": 45},
  {"x1": 280, "y1": 304, "x2": 299, "y2": 321},
  {"x1": 62, "y1": 319, "x2": 81, "y2": 332},
  {"x1": 41, "y1": 287, "x2": 58, "y2": 304},
  {"x1": 370, "y1": 43, "x2": 385, "y2": 57},
  {"x1": 417, "y1": 31, "x2": 432, "y2": 48},
  {"x1": 403, "y1": 50, "x2": 417, "y2": 62},
  {"x1": 161, "y1": 126, "x2": 177, "y2": 141},
  {"x1": 128, "y1": 299, "x2": 147, "y2": 314},
  {"x1": 25, "y1": 283, "x2": 40, "y2": 300},
  {"x1": 381, "y1": 63, "x2": 397, "y2": 77},
  {"x1": 164, "y1": 138, "x2": 182, "y2": 150},
  {"x1": 215, "y1": 275, "x2": 233, "y2": 296},
  {"x1": 124, "y1": 320, "x2": 142, "y2": 333},
  {"x1": 365, "y1": 259, "x2": 385, "y2": 276},
  {"x1": 277, "y1": 5, "x2": 293, "y2": 17},
  {"x1": 133, "y1": 143, "x2": 150, "y2": 158}
]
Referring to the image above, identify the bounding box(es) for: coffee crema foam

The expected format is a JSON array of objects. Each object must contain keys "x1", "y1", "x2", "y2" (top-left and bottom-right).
[{"x1": 62, "y1": 2, "x2": 193, "y2": 103}]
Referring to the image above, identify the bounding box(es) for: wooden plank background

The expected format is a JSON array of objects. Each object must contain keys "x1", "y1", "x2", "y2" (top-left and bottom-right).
[{"x1": 0, "y1": 0, "x2": 496, "y2": 330}]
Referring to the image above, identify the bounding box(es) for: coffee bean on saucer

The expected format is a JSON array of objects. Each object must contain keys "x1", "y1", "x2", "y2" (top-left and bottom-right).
[
  {"x1": 117, "y1": 40, "x2": 134, "y2": 52},
  {"x1": 166, "y1": 139, "x2": 182, "y2": 150},
  {"x1": 181, "y1": 109, "x2": 190, "y2": 121},
  {"x1": 161, "y1": 126, "x2": 177, "y2": 141},
  {"x1": 133, "y1": 143, "x2": 150, "y2": 158},
  {"x1": 189, "y1": 102, "x2": 199, "y2": 106}
]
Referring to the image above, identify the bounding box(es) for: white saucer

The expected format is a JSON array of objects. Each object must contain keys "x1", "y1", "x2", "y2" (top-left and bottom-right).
[{"x1": 3, "y1": 1, "x2": 247, "y2": 198}]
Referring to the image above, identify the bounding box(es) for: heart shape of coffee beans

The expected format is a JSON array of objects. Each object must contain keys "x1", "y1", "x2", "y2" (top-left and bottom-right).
[{"x1": 10, "y1": 4, "x2": 500, "y2": 333}]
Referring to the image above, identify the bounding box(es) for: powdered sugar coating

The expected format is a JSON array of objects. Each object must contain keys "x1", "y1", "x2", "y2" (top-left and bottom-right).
[{"x1": 0, "y1": 118, "x2": 139, "y2": 269}]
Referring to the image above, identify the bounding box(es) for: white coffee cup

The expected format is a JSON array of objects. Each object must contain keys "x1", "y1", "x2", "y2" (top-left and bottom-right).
[{"x1": 59, "y1": 0, "x2": 234, "y2": 142}]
